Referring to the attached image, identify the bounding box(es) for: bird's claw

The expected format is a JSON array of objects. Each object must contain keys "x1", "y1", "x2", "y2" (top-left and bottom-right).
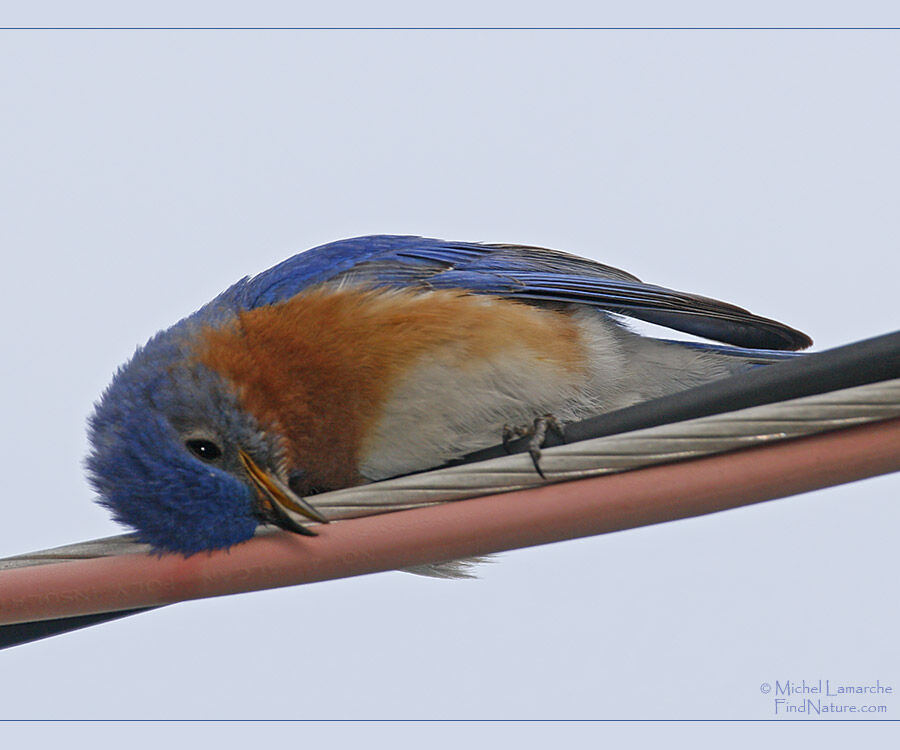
[
  {"x1": 502, "y1": 423, "x2": 529, "y2": 453},
  {"x1": 504, "y1": 415, "x2": 565, "y2": 479}
]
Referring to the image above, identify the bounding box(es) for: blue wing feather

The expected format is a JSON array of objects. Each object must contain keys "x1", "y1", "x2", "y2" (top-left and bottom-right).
[{"x1": 209, "y1": 235, "x2": 810, "y2": 351}]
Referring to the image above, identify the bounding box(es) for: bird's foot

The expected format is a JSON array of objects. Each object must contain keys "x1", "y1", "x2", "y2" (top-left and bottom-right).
[{"x1": 502, "y1": 414, "x2": 565, "y2": 479}]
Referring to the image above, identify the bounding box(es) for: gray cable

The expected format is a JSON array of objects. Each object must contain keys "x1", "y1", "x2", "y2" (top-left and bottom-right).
[{"x1": 3, "y1": 378, "x2": 898, "y2": 571}]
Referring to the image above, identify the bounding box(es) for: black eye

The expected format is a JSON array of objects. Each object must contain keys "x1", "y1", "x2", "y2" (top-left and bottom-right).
[{"x1": 185, "y1": 438, "x2": 223, "y2": 462}]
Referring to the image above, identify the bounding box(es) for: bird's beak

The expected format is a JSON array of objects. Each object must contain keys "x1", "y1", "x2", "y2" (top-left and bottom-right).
[{"x1": 238, "y1": 450, "x2": 328, "y2": 537}]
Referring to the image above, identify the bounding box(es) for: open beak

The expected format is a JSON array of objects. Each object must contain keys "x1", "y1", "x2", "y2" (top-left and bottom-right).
[{"x1": 238, "y1": 450, "x2": 328, "y2": 537}]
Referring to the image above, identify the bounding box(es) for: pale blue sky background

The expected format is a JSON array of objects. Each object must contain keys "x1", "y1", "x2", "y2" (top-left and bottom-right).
[{"x1": 1, "y1": 8, "x2": 899, "y2": 747}]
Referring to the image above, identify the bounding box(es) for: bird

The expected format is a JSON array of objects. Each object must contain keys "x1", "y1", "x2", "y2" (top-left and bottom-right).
[{"x1": 86, "y1": 235, "x2": 811, "y2": 556}]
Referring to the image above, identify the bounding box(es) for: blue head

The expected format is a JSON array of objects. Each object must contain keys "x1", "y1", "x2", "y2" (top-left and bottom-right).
[{"x1": 86, "y1": 297, "x2": 325, "y2": 555}]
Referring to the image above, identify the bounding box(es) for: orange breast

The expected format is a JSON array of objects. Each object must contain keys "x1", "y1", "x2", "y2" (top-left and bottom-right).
[{"x1": 194, "y1": 286, "x2": 585, "y2": 491}]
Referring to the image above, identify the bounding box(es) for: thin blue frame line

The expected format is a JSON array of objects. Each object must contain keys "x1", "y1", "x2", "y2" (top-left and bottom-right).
[
  {"x1": 1, "y1": 26, "x2": 900, "y2": 31},
  {"x1": 0, "y1": 718, "x2": 897, "y2": 722}
]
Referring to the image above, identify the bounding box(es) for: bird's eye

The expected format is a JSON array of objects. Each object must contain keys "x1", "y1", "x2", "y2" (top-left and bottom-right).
[{"x1": 185, "y1": 438, "x2": 223, "y2": 462}]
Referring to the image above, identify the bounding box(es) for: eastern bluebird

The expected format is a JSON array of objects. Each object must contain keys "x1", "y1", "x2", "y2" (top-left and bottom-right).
[{"x1": 86, "y1": 235, "x2": 811, "y2": 555}]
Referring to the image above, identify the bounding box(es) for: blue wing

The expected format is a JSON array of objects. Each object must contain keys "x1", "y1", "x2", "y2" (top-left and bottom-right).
[{"x1": 218, "y1": 235, "x2": 811, "y2": 351}]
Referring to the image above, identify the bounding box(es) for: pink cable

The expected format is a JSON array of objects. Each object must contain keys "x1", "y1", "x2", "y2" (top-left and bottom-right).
[{"x1": 1, "y1": 418, "x2": 898, "y2": 626}]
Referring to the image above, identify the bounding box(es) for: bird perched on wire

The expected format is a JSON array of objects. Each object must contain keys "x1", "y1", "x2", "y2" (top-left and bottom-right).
[{"x1": 87, "y1": 235, "x2": 811, "y2": 555}]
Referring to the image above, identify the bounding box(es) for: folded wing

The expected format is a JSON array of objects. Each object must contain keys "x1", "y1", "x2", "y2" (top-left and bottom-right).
[{"x1": 234, "y1": 235, "x2": 811, "y2": 351}]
